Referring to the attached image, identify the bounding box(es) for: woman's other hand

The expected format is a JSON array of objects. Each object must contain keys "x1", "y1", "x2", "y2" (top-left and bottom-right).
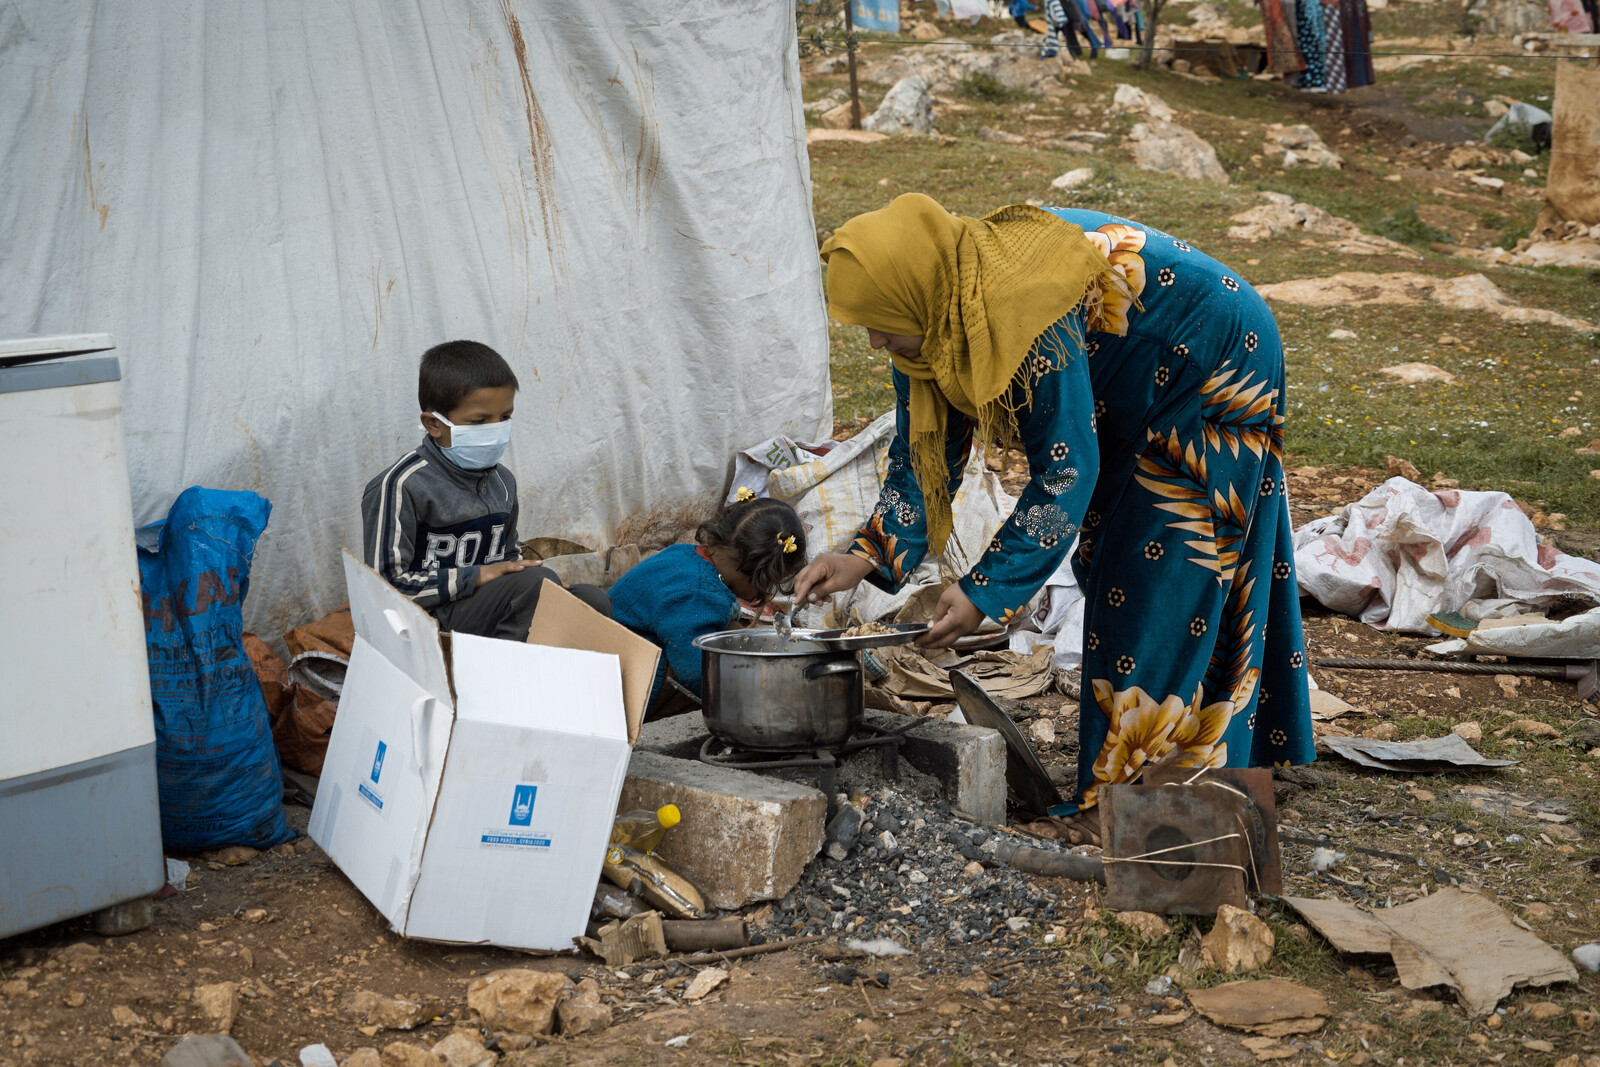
[
  {"x1": 918, "y1": 582, "x2": 986, "y2": 648},
  {"x1": 793, "y1": 554, "x2": 877, "y2": 608}
]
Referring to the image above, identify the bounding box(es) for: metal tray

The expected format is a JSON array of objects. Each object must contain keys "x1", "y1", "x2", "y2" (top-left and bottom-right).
[
  {"x1": 949, "y1": 668, "x2": 1062, "y2": 816},
  {"x1": 791, "y1": 621, "x2": 931, "y2": 651}
]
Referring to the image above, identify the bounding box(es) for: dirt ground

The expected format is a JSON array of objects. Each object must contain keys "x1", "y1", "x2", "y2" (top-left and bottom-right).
[{"x1": 3, "y1": 462, "x2": 1596, "y2": 1067}]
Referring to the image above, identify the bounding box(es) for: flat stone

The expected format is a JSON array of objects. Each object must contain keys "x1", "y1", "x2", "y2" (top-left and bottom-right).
[
  {"x1": 864, "y1": 710, "x2": 1006, "y2": 827},
  {"x1": 618, "y1": 751, "x2": 826, "y2": 910},
  {"x1": 160, "y1": 1035, "x2": 254, "y2": 1067}
]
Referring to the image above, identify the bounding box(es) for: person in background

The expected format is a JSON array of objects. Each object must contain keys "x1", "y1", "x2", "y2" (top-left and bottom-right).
[
  {"x1": 1009, "y1": 0, "x2": 1042, "y2": 31},
  {"x1": 610, "y1": 495, "x2": 807, "y2": 710},
  {"x1": 361, "y1": 340, "x2": 611, "y2": 641},
  {"x1": 1040, "y1": 0, "x2": 1098, "y2": 59},
  {"x1": 793, "y1": 194, "x2": 1314, "y2": 844}
]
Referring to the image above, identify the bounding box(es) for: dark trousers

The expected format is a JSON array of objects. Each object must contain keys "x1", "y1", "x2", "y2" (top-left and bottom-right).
[{"x1": 433, "y1": 567, "x2": 612, "y2": 641}]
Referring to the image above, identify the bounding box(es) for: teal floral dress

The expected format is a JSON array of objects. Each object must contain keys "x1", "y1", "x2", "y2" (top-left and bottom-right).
[{"x1": 848, "y1": 209, "x2": 1315, "y2": 809}]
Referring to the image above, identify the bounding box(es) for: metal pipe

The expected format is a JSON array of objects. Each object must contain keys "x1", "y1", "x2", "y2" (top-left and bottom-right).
[
  {"x1": 1315, "y1": 657, "x2": 1572, "y2": 677},
  {"x1": 992, "y1": 839, "x2": 1105, "y2": 884}
]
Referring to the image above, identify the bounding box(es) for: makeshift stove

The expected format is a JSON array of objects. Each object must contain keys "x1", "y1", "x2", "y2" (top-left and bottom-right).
[{"x1": 697, "y1": 721, "x2": 913, "y2": 810}]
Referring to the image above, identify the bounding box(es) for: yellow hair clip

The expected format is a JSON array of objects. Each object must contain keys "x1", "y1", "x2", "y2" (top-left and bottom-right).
[
  {"x1": 777, "y1": 533, "x2": 797, "y2": 554},
  {"x1": 735, "y1": 486, "x2": 757, "y2": 502}
]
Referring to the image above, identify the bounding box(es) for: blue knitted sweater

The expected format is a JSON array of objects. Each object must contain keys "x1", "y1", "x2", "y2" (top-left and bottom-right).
[{"x1": 609, "y1": 543, "x2": 740, "y2": 701}]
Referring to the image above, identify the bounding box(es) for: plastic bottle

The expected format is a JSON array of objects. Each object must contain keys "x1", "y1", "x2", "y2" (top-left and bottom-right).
[
  {"x1": 609, "y1": 805, "x2": 680, "y2": 855},
  {"x1": 602, "y1": 804, "x2": 704, "y2": 919}
]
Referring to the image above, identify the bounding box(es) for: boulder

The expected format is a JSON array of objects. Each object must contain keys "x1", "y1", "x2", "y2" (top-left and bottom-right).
[
  {"x1": 1128, "y1": 121, "x2": 1229, "y2": 184},
  {"x1": 819, "y1": 102, "x2": 857, "y2": 130},
  {"x1": 908, "y1": 19, "x2": 944, "y2": 39},
  {"x1": 1263, "y1": 124, "x2": 1342, "y2": 169},
  {"x1": 1111, "y1": 84, "x2": 1175, "y2": 121},
  {"x1": 862, "y1": 75, "x2": 935, "y2": 136},
  {"x1": 465, "y1": 970, "x2": 571, "y2": 1036},
  {"x1": 859, "y1": 32, "x2": 1065, "y2": 93},
  {"x1": 1465, "y1": 0, "x2": 1552, "y2": 36}
]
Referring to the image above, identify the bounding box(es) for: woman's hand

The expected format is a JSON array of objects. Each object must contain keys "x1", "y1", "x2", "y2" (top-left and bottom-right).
[
  {"x1": 918, "y1": 582, "x2": 986, "y2": 649},
  {"x1": 793, "y1": 554, "x2": 877, "y2": 608}
]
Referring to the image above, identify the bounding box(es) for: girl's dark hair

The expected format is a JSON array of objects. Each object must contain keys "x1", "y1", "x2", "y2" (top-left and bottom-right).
[{"x1": 696, "y1": 498, "x2": 807, "y2": 600}]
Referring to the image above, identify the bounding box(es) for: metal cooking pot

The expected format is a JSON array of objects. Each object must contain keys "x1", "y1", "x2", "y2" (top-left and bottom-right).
[{"x1": 692, "y1": 629, "x2": 862, "y2": 750}]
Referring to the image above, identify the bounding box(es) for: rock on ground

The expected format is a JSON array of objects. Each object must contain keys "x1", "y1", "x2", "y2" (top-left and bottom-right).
[
  {"x1": 430, "y1": 1031, "x2": 495, "y2": 1067},
  {"x1": 1051, "y1": 167, "x2": 1095, "y2": 190},
  {"x1": 860, "y1": 32, "x2": 1069, "y2": 93},
  {"x1": 1201, "y1": 904, "x2": 1275, "y2": 973},
  {"x1": 341, "y1": 991, "x2": 438, "y2": 1031},
  {"x1": 192, "y1": 982, "x2": 239, "y2": 1035},
  {"x1": 1263, "y1": 124, "x2": 1343, "y2": 169},
  {"x1": 465, "y1": 969, "x2": 570, "y2": 1035},
  {"x1": 862, "y1": 75, "x2": 934, "y2": 136},
  {"x1": 556, "y1": 980, "x2": 614, "y2": 1036},
  {"x1": 1128, "y1": 121, "x2": 1229, "y2": 185},
  {"x1": 1466, "y1": 0, "x2": 1553, "y2": 35},
  {"x1": 1111, "y1": 84, "x2": 1175, "y2": 121},
  {"x1": 1256, "y1": 271, "x2": 1596, "y2": 333},
  {"x1": 381, "y1": 1043, "x2": 443, "y2": 1067},
  {"x1": 1512, "y1": 237, "x2": 1600, "y2": 269},
  {"x1": 344, "y1": 1051, "x2": 382, "y2": 1067}
]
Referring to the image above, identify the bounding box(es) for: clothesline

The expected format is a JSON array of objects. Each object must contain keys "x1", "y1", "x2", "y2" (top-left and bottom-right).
[{"x1": 801, "y1": 34, "x2": 1594, "y2": 59}]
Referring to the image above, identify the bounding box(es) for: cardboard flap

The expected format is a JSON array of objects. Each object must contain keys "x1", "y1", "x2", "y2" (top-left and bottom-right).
[
  {"x1": 342, "y1": 551, "x2": 453, "y2": 709},
  {"x1": 452, "y1": 633, "x2": 626, "y2": 741},
  {"x1": 525, "y1": 582, "x2": 660, "y2": 745}
]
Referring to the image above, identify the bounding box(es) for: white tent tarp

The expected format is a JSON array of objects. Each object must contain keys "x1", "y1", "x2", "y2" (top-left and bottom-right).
[{"x1": 0, "y1": 1, "x2": 830, "y2": 633}]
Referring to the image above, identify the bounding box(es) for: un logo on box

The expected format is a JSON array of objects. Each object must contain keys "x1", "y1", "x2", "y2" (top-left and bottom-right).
[
  {"x1": 508, "y1": 785, "x2": 537, "y2": 827},
  {"x1": 370, "y1": 741, "x2": 387, "y2": 783}
]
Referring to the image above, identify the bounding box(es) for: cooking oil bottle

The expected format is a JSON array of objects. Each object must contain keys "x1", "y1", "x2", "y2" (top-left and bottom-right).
[
  {"x1": 602, "y1": 804, "x2": 705, "y2": 919},
  {"x1": 609, "y1": 805, "x2": 680, "y2": 855}
]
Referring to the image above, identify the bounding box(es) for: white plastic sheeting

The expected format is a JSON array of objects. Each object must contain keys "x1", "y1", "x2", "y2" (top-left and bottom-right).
[
  {"x1": 0, "y1": 1, "x2": 830, "y2": 634},
  {"x1": 1293, "y1": 477, "x2": 1600, "y2": 633}
]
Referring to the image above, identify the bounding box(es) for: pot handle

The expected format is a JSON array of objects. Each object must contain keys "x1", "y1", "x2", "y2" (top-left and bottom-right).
[{"x1": 804, "y1": 659, "x2": 862, "y2": 680}]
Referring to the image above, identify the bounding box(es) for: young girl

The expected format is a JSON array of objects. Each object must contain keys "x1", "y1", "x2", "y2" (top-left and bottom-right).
[{"x1": 610, "y1": 495, "x2": 808, "y2": 710}]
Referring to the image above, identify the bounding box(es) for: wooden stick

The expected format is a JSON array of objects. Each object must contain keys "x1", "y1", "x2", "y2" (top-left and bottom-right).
[
  {"x1": 673, "y1": 933, "x2": 826, "y2": 965},
  {"x1": 856, "y1": 978, "x2": 878, "y2": 1017}
]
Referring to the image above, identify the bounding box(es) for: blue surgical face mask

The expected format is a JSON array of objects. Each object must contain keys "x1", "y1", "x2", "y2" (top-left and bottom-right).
[{"x1": 430, "y1": 412, "x2": 512, "y2": 470}]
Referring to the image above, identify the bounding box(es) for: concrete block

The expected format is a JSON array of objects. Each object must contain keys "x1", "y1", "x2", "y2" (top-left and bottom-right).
[
  {"x1": 634, "y1": 712, "x2": 710, "y2": 760},
  {"x1": 618, "y1": 750, "x2": 826, "y2": 910},
  {"x1": 865, "y1": 710, "x2": 1006, "y2": 827}
]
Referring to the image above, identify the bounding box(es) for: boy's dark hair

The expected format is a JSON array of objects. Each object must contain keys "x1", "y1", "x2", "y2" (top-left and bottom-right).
[
  {"x1": 696, "y1": 498, "x2": 808, "y2": 600},
  {"x1": 418, "y1": 340, "x2": 519, "y2": 414}
]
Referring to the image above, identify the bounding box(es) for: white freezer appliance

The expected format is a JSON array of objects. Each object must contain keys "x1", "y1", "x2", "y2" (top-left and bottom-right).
[{"x1": 0, "y1": 334, "x2": 164, "y2": 938}]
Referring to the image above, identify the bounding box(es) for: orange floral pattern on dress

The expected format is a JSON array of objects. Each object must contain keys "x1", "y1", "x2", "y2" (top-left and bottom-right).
[
  {"x1": 1079, "y1": 671, "x2": 1257, "y2": 809},
  {"x1": 849, "y1": 512, "x2": 910, "y2": 585},
  {"x1": 1082, "y1": 223, "x2": 1148, "y2": 336}
]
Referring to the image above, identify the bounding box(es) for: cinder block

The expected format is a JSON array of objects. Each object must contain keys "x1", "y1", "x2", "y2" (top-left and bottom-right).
[
  {"x1": 865, "y1": 709, "x2": 1006, "y2": 827},
  {"x1": 618, "y1": 750, "x2": 826, "y2": 910}
]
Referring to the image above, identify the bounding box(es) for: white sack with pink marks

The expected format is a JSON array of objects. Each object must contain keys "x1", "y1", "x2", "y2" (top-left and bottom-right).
[{"x1": 1291, "y1": 477, "x2": 1600, "y2": 633}]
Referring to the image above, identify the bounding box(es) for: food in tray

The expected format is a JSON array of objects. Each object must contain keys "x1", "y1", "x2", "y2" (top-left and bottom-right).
[{"x1": 840, "y1": 621, "x2": 895, "y2": 639}]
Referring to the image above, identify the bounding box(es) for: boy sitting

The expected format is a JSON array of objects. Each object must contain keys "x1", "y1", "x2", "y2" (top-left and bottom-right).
[{"x1": 361, "y1": 340, "x2": 611, "y2": 639}]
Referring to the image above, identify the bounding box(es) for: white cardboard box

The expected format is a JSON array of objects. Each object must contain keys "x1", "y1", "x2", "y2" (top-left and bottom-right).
[{"x1": 310, "y1": 553, "x2": 658, "y2": 950}]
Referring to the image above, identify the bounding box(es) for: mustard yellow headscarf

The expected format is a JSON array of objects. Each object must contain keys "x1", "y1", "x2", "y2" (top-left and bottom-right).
[{"x1": 819, "y1": 194, "x2": 1122, "y2": 555}]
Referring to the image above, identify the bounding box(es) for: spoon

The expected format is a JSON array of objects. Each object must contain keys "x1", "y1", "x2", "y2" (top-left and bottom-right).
[{"x1": 774, "y1": 606, "x2": 794, "y2": 642}]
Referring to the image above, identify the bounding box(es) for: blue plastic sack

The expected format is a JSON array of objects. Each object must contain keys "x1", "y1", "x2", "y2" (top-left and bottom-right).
[{"x1": 137, "y1": 487, "x2": 293, "y2": 850}]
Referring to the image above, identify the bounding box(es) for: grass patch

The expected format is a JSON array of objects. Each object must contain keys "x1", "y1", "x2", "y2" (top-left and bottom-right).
[
  {"x1": 1374, "y1": 205, "x2": 1453, "y2": 248},
  {"x1": 811, "y1": 51, "x2": 1600, "y2": 527},
  {"x1": 953, "y1": 71, "x2": 1030, "y2": 105}
]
